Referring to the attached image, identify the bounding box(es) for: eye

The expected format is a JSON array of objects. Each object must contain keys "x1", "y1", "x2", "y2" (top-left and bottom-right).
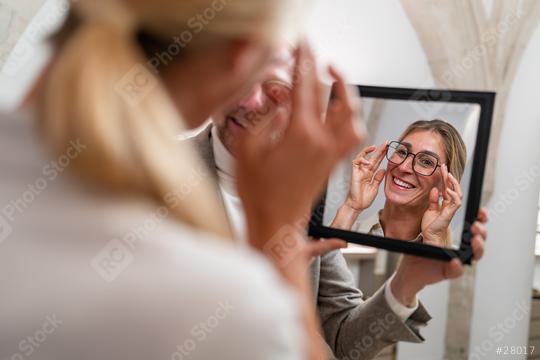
[
  {"x1": 396, "y1": 148, "x2": 408, "y2": 157},
  {"x1": 264, "y1": 81, "x2": 292, "y2": 105},
  {"x1": 417, "y1": 155, "x2": 436, "y2": 168}
]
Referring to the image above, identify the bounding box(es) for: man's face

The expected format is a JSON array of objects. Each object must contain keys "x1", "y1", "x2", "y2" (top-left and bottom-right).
[{"x1": 212, "y1": 47, "x2": 294, "y2": 156}]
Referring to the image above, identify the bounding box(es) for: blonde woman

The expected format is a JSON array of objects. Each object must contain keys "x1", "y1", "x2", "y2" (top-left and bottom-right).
[
  {"x1": 332, "y1": 120, "x2": 488, "y2": 309},
  {"x1": 333, "y1": 120, "x2": 468, "y2": 247},
  {"x1": 0, "y1": 1, "x2": 362, "y2": 359}
]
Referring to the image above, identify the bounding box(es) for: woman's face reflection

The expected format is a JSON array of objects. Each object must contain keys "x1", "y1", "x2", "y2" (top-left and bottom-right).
[{"x1": 383, "y1": 130, "x2": 447, "y2": 208}]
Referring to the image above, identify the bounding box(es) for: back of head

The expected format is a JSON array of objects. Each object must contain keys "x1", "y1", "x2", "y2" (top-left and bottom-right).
[
  {"x1": 399, "y1": 119, "x2": 467, "y2": 182},
  {"x1": 37, "y1": 0, "x2": 307, "y2": 239}
]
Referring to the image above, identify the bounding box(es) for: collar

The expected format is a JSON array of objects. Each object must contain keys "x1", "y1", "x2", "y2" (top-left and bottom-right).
[
  {"x1": 211, "y1": 126, "x2": 237, "y2": 195},
  {"x1": 354, "y1": 210, "x2": 384, "y2": 236}
]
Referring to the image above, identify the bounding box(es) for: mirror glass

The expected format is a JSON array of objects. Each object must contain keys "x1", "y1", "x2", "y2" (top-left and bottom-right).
[{"x1": 322, "y1": 98, "x2": 481, "y2": 249}]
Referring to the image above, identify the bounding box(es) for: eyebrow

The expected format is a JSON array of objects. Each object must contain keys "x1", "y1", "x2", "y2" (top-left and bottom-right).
[{"x1": 400, "y1": 142, "x2": 441, "y2": 160}]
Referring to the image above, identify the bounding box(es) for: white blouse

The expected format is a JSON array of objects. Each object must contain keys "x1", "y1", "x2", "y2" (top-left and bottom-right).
[{"x1": 0, "y1": 112, "x2": 304, "y2": 360}]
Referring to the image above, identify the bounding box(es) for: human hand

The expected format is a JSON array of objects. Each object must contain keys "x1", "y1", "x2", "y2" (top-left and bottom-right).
[
  {"x1": 236, "y1": 43, "x2": 362, "y2": 360},
  {"x1": 390, "y1": 208, "x2": 488, "y2": 307},
  {"x1": 236, "y1": 41, "x2": 363, "y2": 261},
  {"x1": 345, "y1": 142, "x2": 388, "y2": 212},
  {"x1": 421, "y1": 164, "x2": 463, "y2": 247}
]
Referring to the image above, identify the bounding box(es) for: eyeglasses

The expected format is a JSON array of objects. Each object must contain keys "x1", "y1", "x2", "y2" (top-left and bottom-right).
[{"x1": 386, "y1": 141, "x2": 441, "y2": 176}]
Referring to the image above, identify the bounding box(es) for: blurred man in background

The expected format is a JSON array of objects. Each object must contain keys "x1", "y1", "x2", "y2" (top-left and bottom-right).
[{"x1": 191, "y1": 45, "x2": 433, "y2": 359}]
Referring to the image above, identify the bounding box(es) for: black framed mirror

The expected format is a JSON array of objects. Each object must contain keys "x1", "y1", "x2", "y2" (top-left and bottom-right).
[{"x1": 309, "y1": 85, "x2": 495, "y2": 264}]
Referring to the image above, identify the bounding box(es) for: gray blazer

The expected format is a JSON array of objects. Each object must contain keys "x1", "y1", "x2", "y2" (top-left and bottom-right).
[{"x1": 190, "y1": 125, "x2": 431, "y2": 359}]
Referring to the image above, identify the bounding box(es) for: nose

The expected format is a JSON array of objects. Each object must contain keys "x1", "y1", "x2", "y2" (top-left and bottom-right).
[
  {"x1": 237, "y1": 84, "x2": 268, "y2": 113},
  {"x1": 397, "y1": 154, "x2": 415, "y2": 174}
]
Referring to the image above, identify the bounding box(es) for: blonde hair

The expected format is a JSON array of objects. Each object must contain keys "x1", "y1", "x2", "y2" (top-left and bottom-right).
[
  {"x1": 399, "y1": 119, "x2": 466, "y2": 247},
  {"x1": 37, "y1": 0, "x2": 305, "y2": 240},
  {"x1": 399, "y1": 119, "x2": 467, "y2": 181}
]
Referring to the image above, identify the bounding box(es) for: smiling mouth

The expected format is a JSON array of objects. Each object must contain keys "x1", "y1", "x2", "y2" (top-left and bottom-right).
[
  {"x1": 227, "y1": 115, "x2": 246, "y2": 129},
  {"x1": 392, "y1": 176, "x2": 416, "y2": 190}
]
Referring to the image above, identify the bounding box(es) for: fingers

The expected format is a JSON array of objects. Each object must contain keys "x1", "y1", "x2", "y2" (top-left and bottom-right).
[
  {"x1": 445, "y1": 187, "x2": 462, "y2": 209},
  {"x1": 440, "y1": 166, "x2": 462, "y2": 217},
  {"x1": 443, "y1": 258, "x2": 465, "y2": 279},
  {"x1": 477, "y1": 207, "x2": 489, "y2": 224},
  {"x1": 471, "y1": 234, "x2": 485, "y2": 261},
  {"x1": 353, "y1": 145, "x2": 376, "y2": 163},
  {"x1": 352, "y1": 146, "x2": 375, "y2": 169},
  {"x1": 441, "y1": 164, "x2": 449, "y2": 201},
  {"x1": 352, "y1": 142, "x2": 388, "y2": 171},
  {"x1": 446, "y1": 171, "x2": 463, "y2": 199},
  {"x1": 290, "y1": 45, "x2": 305, "y2": 123},
  {"x1": 373, "y1": 141, "x2": 389, "y2": 169},
  {"x1": 472, "y1": 211, "x2": 489, "y2": 262},
  {"x1": 471, "y1": 221, "x2": 487, "y2": 240},
  {"x1": 324, "y1": 64, "x2": 362, "y2": 158},
  {"x1": 307, "y1": 239, "x2": 347, "y2": 259},
  {"x1": 328, "y1": 65, "x2": 355, "y2": 125},
  {"x1": 326, "y1": 100, "x2": 363, "y2": 159},
  {"x1": 308, "y1": 47, "x2": 324, "y2": 122},
  {"x1": 372, "y1": 169, "x2": 386, "y2": 187},
  {"x1": 440, "y1": 188, "x2": 461, "y2": 221},
  {"x1": 290, "y1": 42, "x2": 318, "y2": 131}
]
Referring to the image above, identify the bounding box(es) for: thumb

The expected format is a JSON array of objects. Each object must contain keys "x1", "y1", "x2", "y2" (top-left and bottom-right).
[
  {"x1": 306, "y1": 239, "x2": 347, "y2": 259},
  {"x1": 443, "y1": 258, "x2": 464, "y2": 279},
  {"x1": 428, "y1": 187, "x2": 440, "y2": 212}
]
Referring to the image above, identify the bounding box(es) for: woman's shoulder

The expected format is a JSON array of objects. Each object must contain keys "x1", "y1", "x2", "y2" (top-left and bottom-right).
[
  {"x1": 129, "y1": 229, "x2": 305, "y2": 359},
  {"x1": 0, "y1": 217, "x2": 304, "y2": 359},
  {"x1": 0, "y1": 111, "x2": 303, "y2": 358}
]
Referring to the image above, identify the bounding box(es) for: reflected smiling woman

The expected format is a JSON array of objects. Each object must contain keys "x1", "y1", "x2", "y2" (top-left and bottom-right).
[{"x1": 331, "y1": 119, "x2": 467, "y2": 247}]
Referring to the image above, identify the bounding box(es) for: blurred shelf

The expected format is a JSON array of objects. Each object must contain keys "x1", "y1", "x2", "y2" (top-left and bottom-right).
[{"x1": 341, "y1": 244, "x2": 378, "y2": 260}]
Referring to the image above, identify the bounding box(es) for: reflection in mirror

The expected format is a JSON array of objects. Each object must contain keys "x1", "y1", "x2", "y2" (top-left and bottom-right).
[{"x1": 323, "y1": 99, "x2": 481, "y2": 250}]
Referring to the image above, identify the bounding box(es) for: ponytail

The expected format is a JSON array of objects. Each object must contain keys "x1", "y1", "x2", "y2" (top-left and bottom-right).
[{"x1": 39, "y1": 10, "x2": 233, "y2": 240}]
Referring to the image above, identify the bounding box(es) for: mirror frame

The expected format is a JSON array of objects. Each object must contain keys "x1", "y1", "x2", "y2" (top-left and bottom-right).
[{"x1": 308, "y1": 85, "x2": 496, "y2": 264}]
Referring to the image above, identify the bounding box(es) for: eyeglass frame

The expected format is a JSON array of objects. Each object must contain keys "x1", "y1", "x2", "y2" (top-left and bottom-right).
[{"x1": 385, "y1": 140, "x2": 443, "y2": 176}]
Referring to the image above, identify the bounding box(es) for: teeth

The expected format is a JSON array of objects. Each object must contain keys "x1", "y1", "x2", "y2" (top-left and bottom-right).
[{"x1": 393, "y1": 177, "x2": 414, "y2": 189}]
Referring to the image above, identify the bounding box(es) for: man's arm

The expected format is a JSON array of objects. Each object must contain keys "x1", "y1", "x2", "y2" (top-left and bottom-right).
[{"x1": 316, "y1": 249, "x2": 431, "y2": 359}]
